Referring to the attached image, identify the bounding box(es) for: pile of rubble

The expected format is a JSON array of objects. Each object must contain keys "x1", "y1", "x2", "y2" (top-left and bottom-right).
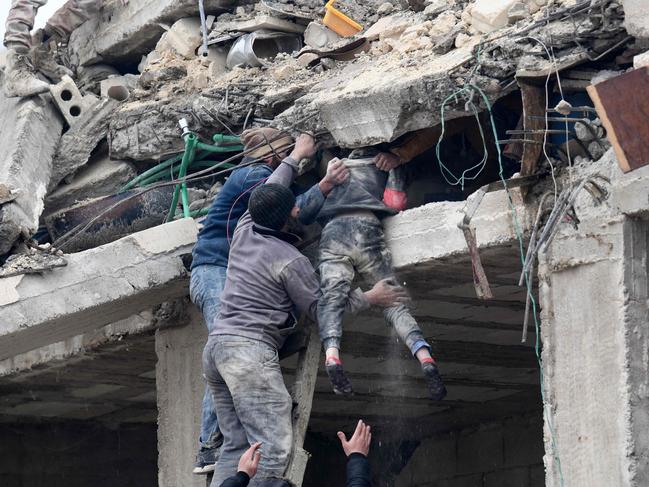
[{"x1": 0, "y1": 0, "x2": 647, "y2": 272}]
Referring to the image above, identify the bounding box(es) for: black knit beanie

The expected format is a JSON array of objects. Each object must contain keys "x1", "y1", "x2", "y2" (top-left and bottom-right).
[{"x1": 248, "y1": 184, "x2": 296, "y2": 230}]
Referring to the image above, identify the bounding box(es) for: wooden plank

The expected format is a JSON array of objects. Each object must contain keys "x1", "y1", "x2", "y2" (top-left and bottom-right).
[
  {"x1": 517, "y1": 79, "x2": 545, "y2": 177},
  {"x1": 587, "y1": 67, "x2": 649, "y2": 173},
  {"x1": 284, "y1": 320, "x2": 321, "y2": 487}
]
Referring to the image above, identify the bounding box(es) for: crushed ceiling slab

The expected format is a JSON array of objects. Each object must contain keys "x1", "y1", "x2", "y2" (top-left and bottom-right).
[{"x1": 0, "y1": 218, "x2": 197, "y2": 361}]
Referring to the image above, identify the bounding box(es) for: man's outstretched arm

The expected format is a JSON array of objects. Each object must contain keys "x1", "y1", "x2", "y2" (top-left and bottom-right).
[{"x1": 338, "y1": 420, "x2": 373, "y2": 487}]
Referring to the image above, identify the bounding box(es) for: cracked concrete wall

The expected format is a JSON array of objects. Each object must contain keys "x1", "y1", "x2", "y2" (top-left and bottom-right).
[
  {"x1": 538, "y1": 152, "x2": 649, "y2": 486},
  {"x1": 155, "y1": 307, "x2": 206, "y2": 487}
]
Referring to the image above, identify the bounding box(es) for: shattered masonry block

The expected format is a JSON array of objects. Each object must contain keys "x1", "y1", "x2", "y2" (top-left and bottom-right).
[
  {"x1": 68, "y1": 0, "x2": 236, "y2": 66},
  {"x1": 469, "y1": 0, "x2": 519, "y2": 33},
  {"x1": 155, "y1": 17, "x2": 203, "y2": 59},
  {"x1": 49, "y1": 98, "x2": 120, "y2": 191},
  {"x1": 44, "y1": 153, "x2": 136, "y2": 214},
  {"x1": 0, "y1": 74, "x2": 63, "y2": 255},
  {"x1": 0, "y1": 218, "x2": 198, "y2": 361},
  {"x1": 100, "y1": 74, "x2": 139, "y2": 101},
  {"x1": 304, "y1": 22, "x2": 341, "y2": 49},
  {"x1": 49, "y1": 75, "x2": 98, "y2": 127}
]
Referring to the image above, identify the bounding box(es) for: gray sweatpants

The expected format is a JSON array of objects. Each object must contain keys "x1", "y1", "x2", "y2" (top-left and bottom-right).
[
  {"x1": 203, "y1": 335, "x2": 292, "y2": 487},
  {"x1": 4, "y1": 0, "x2": 100, "y2": 52},
  {"x1": 317, "y1": 214, "x2": 430, "y2": 355}
]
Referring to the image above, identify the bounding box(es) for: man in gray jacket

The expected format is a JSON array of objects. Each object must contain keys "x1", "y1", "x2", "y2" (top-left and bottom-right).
[{"x1": 203, "y1": 134, "x2": 407, "y2": 486}]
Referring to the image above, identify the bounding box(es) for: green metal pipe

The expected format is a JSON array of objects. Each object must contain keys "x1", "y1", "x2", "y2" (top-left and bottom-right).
[
  {"x1": 168, "y1": 133, "x2": 198, "y2": 220},
  {"x1": 121, "y1": 133, "x2": 242, "y2": 193},
  {"x1": 120, "y1": 153, "x2": 183, "y2": 192}
]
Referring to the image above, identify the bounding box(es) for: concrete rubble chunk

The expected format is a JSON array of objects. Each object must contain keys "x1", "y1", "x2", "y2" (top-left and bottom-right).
[
  {"x1": 633, "y1": 50, "x2": 649, "y2": 69},
  {"x1": 222, "y1": 15, "x2": 307, "y2": 34},
  {"x1": 621, "y1": 0, "x2": 649, "y2": 47},
  {"x1": 467, "y1": 0, "x2": 544, "y2": 34},
  {"x1": 44, "y1": 152, "x2": 136, "y2": 214},
  {"x1": 304, "y1": 22, "x2": 341, "y2": 49},
  {"x1": 363, "y1": 14, "x2": 411, "y2": 41},
  {"x1": 49, "y1": 98, "x2": 119, "y2": 191},
  {"x1": 68, "y1": 0, "x2": 235, "y2": 66},
  {"x1": 100, "y1": 74, "x2": 139, "y2": 101},
  {"x1": 0, "y1": 74, "x2": 63, "y2": 255},
  {"x1": 155, "y1": 17, "x2": 203, "y2": 59},
  {"x1": 0, "y1": 218, "x2": 198, "y2": 361}
]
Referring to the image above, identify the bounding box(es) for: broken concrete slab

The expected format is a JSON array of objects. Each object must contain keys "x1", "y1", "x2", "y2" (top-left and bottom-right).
[
  {"x1": 0, "y1": 74, "x2": 63, "y2": 255},
  {"x1": 44, "y1": 151, "x2": 136, "y2": 214},
  {"x1": 0, "y1": 218, "x2": 198, "y2": 361},
  {"x1": 155, "y1": 17, "x2": 204, "y2": 59},
  {"x1": 468, "y1": 0, "x2": 519, "y2": 33},
  {"x1": 68, "y1": 0, "x2": 235, "y2": 67},
  {"x1": 304, "y1": 22, "x2": 341, "y2": 49},
  {"x1": 223, "y1": 15, "x2": 307, "y2": 34},
  {"x1": 49, "y1": 98, "x2": 119, "y2": 191},
  {"x1": 277, "y1": 44, "x2": 478, "y2": 147}
]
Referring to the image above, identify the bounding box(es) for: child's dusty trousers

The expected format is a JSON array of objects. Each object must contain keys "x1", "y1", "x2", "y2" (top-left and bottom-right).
[{"x1": 317, "y1": 214, "x2": 431, "y2": 355}]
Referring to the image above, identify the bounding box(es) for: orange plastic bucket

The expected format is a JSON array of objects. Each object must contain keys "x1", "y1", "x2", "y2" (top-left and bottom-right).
[{"x1": 323, "y1": 0, "x2": 363, "y2": 37}]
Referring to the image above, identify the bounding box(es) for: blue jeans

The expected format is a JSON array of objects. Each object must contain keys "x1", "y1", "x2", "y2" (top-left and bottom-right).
[
  {"x1": 203, "y1": 335, "x2": 292, "y2": 486},
  {"x1": 190, "y1": 264, "x2": 228, "y2": 450}
]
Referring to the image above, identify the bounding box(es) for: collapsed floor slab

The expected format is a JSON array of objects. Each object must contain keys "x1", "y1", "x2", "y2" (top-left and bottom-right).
[
  {"x1": 0, "y1": 218, "x2": 197, "y2": 361},
  {"x1": 68, "y1": 0, "x2": 235, "y2": 66},
  {"x1": 0, "y1": 75, "x2": 63, "y2": 255}
]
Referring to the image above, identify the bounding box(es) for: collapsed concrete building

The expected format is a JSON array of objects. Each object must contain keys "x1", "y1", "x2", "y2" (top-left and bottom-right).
[{"x1": 0, "y1": 0, "x2": 648, "y2": 486}]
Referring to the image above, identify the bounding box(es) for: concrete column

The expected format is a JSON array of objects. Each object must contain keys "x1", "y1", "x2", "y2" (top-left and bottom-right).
[
  {"x1": 156, "y1": 307, "x2": 207, "y2": 487},
  {"x1": 539, "y1": 215, "x2": 649, "y2": 487}
]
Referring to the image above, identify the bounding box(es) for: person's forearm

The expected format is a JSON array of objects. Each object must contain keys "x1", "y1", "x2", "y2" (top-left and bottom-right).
[
  {"x1": 296, "y1": 184, "x2": 325, "y2": 225},
  {"x1": 346, "y1": 453, "x2": 371, "y2": 487},
  {"x1": 319, "y1": 179, "x2": 334, "y2": 195},
  {"x1": 266, "y1": 156, "x2": 299, "y2": 188}
]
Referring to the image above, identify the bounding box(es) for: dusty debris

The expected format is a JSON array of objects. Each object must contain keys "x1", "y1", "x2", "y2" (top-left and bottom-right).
[
  {"x1": 44, "y1": 150, "x2": 136, "y2": 214},
  {"x1": 0, "y1": 246, "x2": 67, "y2": 278},
  {"x1": 46, "y1": 187, "x2": 174, "y2": 253}
]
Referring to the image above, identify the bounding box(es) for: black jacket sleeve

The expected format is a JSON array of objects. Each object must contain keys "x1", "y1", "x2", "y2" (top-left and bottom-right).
[
  {"x1": 347, "y1": 453, "x2": 372, "y2": 487},
  {"x1": 219, "y1": 472, "x2": 250, "y2": 487}
]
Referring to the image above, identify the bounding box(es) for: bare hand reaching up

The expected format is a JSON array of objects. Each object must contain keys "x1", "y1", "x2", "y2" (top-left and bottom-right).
[{"x1": 338, "y1": 420, "x2": 372, "y2": 457}]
